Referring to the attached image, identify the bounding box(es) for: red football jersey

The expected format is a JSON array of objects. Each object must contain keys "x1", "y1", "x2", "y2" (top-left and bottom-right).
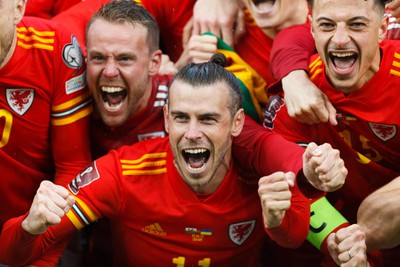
[
  {"x1": 69, "y1": 138, "x2": 267, "y2": 266},
  {"x1": 270, "y1": 8, "x2": 400, "y2": 83},
  {"x1": 25, "y1": 0, "x2": 82, "y2": 19},
  {"x1": 0, "y1": 16, "x2": 92, "y2": 229},
  {"x1": 0, "y1": 126, "x2": 311, "y2": 266},
  {"x1": 265, "y1": 40, "x2": 400, "y2": 266},
  {"x1": 140, "y1": 0, "x2": 274, "y2": 85},
  {"x1": 90, "y1": 75, "x2": 172, "y2": 159}
]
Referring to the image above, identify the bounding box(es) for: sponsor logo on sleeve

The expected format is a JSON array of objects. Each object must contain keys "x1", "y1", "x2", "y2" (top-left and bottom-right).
[
  {"x1": 69, "y1": 161, "x2": 100, "y2": 195},
  {"x1": 263, "y1": 95, "x2": 285, "y2": 129},
  {"x1": 66, "y1": 71, "x2": 87, "y2": 94},
  {"x1": 62, "y1": 35, "x2": 83, "y2": 70},
  {"x1": 6, "y1": 88, "x2": 34, "y2": 116},
  {"x1": 137, "y1": 131, "x2": 166, "y2": 141}
]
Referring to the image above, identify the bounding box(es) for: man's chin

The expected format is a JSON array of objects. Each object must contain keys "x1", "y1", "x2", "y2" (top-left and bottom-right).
[{"x1": 101, "y1": 114, "x2": 126, "y2": 128}]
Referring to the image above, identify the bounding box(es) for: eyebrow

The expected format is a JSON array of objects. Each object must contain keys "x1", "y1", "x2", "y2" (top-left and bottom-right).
[
  {"x1": 316, "y1": 16, "x2": 370, "y2": 23},
  {"x1": 170, "y1": 110, "x2": 221, "y2": 118}
]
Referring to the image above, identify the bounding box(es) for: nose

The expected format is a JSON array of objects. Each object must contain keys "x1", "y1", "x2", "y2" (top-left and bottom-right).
[
  {"x1": 102, "y1": 60, "x2": 119, "y2": 79},
  {"x1": 184, "y1": 121, "x2": 203, "y2": 140},
  {"x1": 331, "y1": 24, "x2": 351, "y2": 47}
]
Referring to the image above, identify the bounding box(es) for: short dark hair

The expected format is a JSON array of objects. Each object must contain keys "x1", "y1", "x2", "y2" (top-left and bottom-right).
[
  {"x1": 86, "y1": 0, "x2": 160, "y2": 53},
  {"x1": 308, "y1": 0, "x2": 387, "y2": 15},
  {"x1": 171, "y1": 53, "x2": 243, "y2": 117}
]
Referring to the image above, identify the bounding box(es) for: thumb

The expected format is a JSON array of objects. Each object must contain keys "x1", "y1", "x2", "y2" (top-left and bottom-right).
[
  {"x1": 64, "y1": 195, "x2": 76, "y2": 214},
  {"x1": 322, "y1": 94, "x2": 337, "y2": 126},
  {"x1": 286, "y1": 172, "x2": 295, "y2": 187},
  {"x1": 305, "y1": 142, "x2": 321, "y2": 158}
]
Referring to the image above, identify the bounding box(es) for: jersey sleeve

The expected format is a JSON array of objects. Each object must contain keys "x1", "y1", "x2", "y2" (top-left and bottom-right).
[
  {"x1": 51, "y1": 0, "x2": 110, "y2": 56},
  {"x1": 53, "y1": 0, "x2": 83, "y2": 16},
  {"x1": 265, "y1": 182, "x2": 310, "y2": 248},
  {"x1": 0, "y1": 152, "x2": 124, "y2": 266},
  {"x1": 66, "y1": 152, "x2": 126, "y2": 227},
  {"x1": 268, "y1": 23, "x2": 316, "y2": 94},
  {"x1": 0, "y1": 215, "x2": 75, "y2": 266},
  {"x1": 50, "y1": 23, "x2": 93, "y2": 187},
  {"x1": 233, "y1": 114, "x2": 305, "y2": 177},
  {"x1": 233, "y1": 115, "x2": 310, "y2": 247}
]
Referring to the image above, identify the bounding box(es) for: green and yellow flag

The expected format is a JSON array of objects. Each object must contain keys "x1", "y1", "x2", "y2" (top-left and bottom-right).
[{"x1": 204, "y1": 32, "x2": 268, "y2": 124}]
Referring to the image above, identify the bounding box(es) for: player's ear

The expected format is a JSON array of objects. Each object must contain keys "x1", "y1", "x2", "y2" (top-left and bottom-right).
[
  {"x1": 163, "y1": 104, "x2": 169, "y2": 134},
  {"x1": 14, "y1": 0, "x2": 27, "y2": 24},
  {"x1": 308, "y1": 14, "x2": 315, "y2": 39},
  {"x1": 148, "y1": 49, "x2": 162, "y2": 76},
  {"x1": 231, "y1": 109, "x2": 245, "y2": 137}
]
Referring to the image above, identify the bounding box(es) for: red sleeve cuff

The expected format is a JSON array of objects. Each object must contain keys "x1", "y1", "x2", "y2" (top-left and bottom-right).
[{"x1": 296, "y1": 170, "x2": 325, "y2": 199}]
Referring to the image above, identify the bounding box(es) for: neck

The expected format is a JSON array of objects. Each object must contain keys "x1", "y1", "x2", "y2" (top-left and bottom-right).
[{"x1": 263, "y1": 2, "x2": 309, "y2": 39}]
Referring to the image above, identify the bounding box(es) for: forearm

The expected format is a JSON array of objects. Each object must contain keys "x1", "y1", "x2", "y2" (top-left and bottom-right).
[
  {"x1": 270, "y1": 23, "x2": 315, "y2": 82},
  {"x1": 0, "y1": 214, "x2": 75, "y2": 266},
  {"x1": 265, "y1": 184, "x2": 310, "y2": 248},
  {"x1": 357, "y1": 177, "x2": 400, "y2": 251},
  {"x1": 0, "y1": 215, "x2": 41, "y2": 266}
]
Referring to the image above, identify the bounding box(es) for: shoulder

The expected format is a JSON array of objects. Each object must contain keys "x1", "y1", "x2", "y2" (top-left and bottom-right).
[
  {"x1": 18, "y1": 17, "x2": 84, "y2": 68},
  {"x1": 115, "y1": 136, "x2": 170, "y2": 158},
  {"x1": 308, "y1": 54, "x2": 325, "y2": 84}
]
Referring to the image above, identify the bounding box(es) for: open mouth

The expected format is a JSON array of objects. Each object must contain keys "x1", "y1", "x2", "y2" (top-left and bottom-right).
[
  {"x1": 101, "y1": 86, "x2": 127, "y2": 111},
  {"x1": 253, "y1": 0, "x2": 274, "y2": 4},
  {"x1": 251, "y1": 0, "x2": 275, "y2": 11},
  {"x1": 329, "y1": 51, "x2": 358, "y2": 72},
  {"x1": 182, "y1": 148, "x2": 210, "y2": 171}
]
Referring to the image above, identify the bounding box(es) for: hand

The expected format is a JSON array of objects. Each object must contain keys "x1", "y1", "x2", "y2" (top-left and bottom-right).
[
  {"x1": 258, "y1": 172, "x2": 295, "y2": 229},
  {"x1": 302, "y1": 142, "x2": 347, "y2": 192},
  {"x1": 182, "y1": 0, "x2": 246, "y2": 48},
  {"x1": 175, "y1": 34, "x2": 218, "y2": 70},
  {"x1": 158, "y1": 54, "x2": 178, "y2": 75},
  {"x1": 21, "y1": 180, "x2": 75, "y2": 235},
  {"x1": 387, "y1": 0, "x2": 400, "y2": 23},
  {"x1": 327, "y1": 224, "x2": 369, "y2": 267},
  {"x1": 282, "y1": 70, "x2": 337, "y2": 125}
]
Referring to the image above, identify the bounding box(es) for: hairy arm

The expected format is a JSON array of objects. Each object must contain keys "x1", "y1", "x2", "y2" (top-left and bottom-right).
[{"x1": 357, "y1": 176, "x2": 400, "y2": 251}]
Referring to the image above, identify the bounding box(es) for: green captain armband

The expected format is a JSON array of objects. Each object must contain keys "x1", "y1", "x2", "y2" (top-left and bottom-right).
[{"x1": 307, "y1": 197, "x2": 348, "y2": 250}]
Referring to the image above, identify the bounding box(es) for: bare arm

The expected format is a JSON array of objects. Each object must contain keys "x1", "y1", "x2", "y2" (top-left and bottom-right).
[{"x1": 357, "y1": 177, "x2": 400, "y2": 251}]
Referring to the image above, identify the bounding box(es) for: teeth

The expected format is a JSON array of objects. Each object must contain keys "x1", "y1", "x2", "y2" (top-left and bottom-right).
[
  {"x1": 331, "y1": 52, "x2": 354, "y2": 57},
  {"x1": 184, "y1": 149, "x2": 207, "y2": 154},
  {"x1": 102, "y1": 86, "x2": 124, "y2": 93}
]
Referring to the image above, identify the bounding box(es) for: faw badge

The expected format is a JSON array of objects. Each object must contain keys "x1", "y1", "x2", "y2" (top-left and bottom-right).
[
  {"x1": 229, "y1": 220, "x2": 255, "y2": 245},
  {"x1": 368, "y1": 122, "x2": 397, "y2": 141},
  {"x1": 6, "y1": 88, "x2": 34, "y2": 116}
]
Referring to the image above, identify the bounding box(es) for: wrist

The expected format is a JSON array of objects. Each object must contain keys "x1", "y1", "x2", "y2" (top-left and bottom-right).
[
  {"x1": 307, "y1": 197, "x2": 349, "y2": 252},
  {"x1": 296, "y1": 170, "x2": 325, "y2": 199},
  {"x1": 282, "y1": 69, "x2": 309, "y2": 89}
]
